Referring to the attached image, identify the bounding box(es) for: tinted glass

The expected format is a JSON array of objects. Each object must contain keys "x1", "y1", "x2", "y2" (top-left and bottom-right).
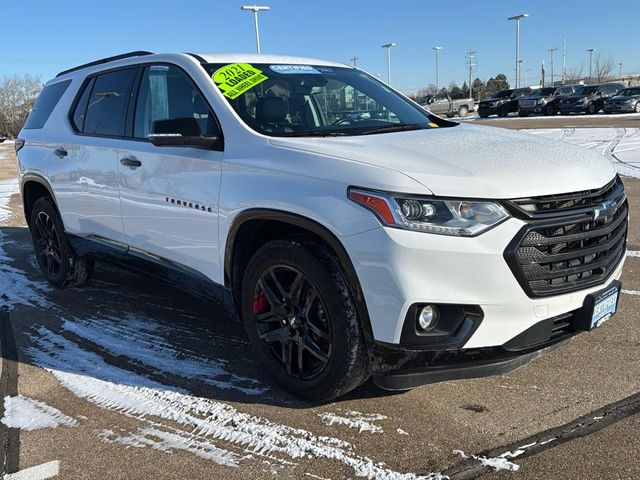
[
  {"x1": 84, "y1": 69, "x2": 136, "y2": 136},
  {"x1": 23, "y1": 80, "x2": 70, "y2": 129},
  {"x1": 205, "y1": 63, "x2": 437, "y2": 137},
  {"x1": 492, "y1": 90, "x2": 513, "y2": 98},
  {"x1": 134, "y1": 65, "x2": 219, "y2": 139},
  {"x1": 71, "y1": 77, "x2": 95, "y2": 132},
  {"x1": 619, "y1": 88, "x2": 640, "y2": 96}
]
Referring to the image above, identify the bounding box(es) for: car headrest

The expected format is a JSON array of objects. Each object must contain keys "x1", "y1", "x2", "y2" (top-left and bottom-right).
[{"x1": 256, "y1": 96, "x2": 287, "y2": 124}]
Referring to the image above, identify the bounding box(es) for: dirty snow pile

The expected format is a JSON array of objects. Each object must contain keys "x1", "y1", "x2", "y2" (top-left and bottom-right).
[
  {"x1": 319, "y1": 410, "x2": 388, "y2": 433},
  {"x1": 1, "y1": 395, "x2": 77, "y2": 431},
  {"x1": 0, "y1": 177, "x2": 19, "y2": 225},
  {"x1": 26, "y1": 322, "x2": 448, "y2": 480},
  {"x1": 524, "y1": 127, "x2": 640, "y2": 179}
]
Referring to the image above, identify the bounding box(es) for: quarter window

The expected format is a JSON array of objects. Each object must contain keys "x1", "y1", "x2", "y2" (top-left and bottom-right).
[
  {"x1": 134, "y1": 65, "x2": 219, "y2": 139},
  {"x1": 23, "y1": 80, "x2": 71, "y2": 129},
  {"x1": 83, "y1": 68, "x2": 136, "y2": 136}
]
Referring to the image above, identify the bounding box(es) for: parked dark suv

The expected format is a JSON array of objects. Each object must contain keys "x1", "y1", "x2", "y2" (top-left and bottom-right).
[
  {"x1": 558, "y1": 83, "x2": 624, "y2": 115},
  {"x1": 603, "y1": 87, "x2": 640, "y2": 114},
  {"x1": 478, "y1": 88, "x2": 531, "y2": 118},
  {"x1": 518, "y1": 85, "x2": 578, "y2": 117}
]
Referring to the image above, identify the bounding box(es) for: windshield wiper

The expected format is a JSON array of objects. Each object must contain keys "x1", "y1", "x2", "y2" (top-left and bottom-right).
[
  {"x1": 277, "y1": 130, "x2": 349, "y2": 137},
  {"x1": 359, "y1": 123, "x2": 425, "y2": 135}
]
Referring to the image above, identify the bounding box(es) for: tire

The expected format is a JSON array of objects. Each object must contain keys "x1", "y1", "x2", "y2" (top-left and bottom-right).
[
  {"x1": 544, "y1": 104, "x2": 555, "y2": 116},
  {"x1": 479, "y1": 112, "x2": 489, "y2": 118},
  {"x1": 241, "y1": 239, "x2": 370, "y2": 401},
  {"x1": 518, "y1": 111, "x2": 529, "y2": 117},
  {"x1": 457, "y1": 106, "x2": 469, "y2": 117},
  {"x1": 498, "y1": 107, "x2": 508, "y2": 118},
  {"x1": 586, "y1": 103, "x2": 598, "y2": 115},
  {"x1": 30, "y1": 197, "x2": 94, "y2": 288}
]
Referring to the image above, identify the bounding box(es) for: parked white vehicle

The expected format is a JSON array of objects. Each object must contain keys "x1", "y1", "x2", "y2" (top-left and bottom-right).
[{"x1": 16, "y1": 52, "x2": 627, "y2": 400}]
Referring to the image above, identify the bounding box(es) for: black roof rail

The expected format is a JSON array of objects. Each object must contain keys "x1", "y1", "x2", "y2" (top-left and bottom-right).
[
  {"x1": 185, "y1": 52, "x2": 207, "y2": 64},
  {"x1": 56, "y1": 51, "x2": 154, "y2": 78}
]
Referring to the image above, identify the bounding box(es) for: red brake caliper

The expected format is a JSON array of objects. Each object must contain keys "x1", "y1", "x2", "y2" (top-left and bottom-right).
[{"x1": 252, "y1": 290, "x2": 268, "y2": 314}]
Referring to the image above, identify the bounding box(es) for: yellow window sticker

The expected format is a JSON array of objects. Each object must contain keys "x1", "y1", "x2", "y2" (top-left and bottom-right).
[
  {"x1": 212, "y1": 63, "x2": 268, "y2": 99},
  {"x1": 428, "y1": 122, "x2": 439, "y2": 128}
]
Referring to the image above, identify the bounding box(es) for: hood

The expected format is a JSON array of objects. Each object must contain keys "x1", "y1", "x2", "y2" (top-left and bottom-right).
[
  {"x1": 267, "y1": 124, "x2": 616, "y2": 199},
  {"x1": 479, "y1": 97, "x2": 508, "y2": 105},
  {"x1": 563, "y1": 94, "x2": 593, "y2": 102}
]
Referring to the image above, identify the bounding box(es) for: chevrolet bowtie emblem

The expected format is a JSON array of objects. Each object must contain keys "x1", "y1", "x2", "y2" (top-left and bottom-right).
[{"x1": 592, "y1": 200, "x2": 617, "y2": 223}]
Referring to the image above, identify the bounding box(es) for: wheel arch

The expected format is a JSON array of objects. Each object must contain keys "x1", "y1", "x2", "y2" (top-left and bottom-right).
[
  {"x1": 224, "y1": 209, "x2": 374, "y2": 339},
  {"x1": 21, "y1": 174, "x2": 58, "y2": 228}
]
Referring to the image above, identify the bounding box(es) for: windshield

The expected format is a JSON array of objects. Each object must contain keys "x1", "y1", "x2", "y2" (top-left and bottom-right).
[
  {"x1": 531, "y1": 88, "x2": 556, "y2": 97},
  {"x1": 618, "y1": 88, "x2": 640, "y2": 96},
  {"x1": 574, "y1": 86, "x2": 599, "y2": 96},
  {"x1": 491, "y1": 90, "x2": 512, "y2": 99},
  {"x1": 205, "y1": 63, "x2": 445, "y2": 137}
]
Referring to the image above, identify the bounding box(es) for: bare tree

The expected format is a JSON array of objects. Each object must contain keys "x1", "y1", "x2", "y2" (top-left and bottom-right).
[
  {"x1": 0, "y1": 74, "x2": 42, "y2": 137},
  {"x1": 594, "y1": 54, "x2": 616, "y2": 82},
  {"x1": 567, "y1": 65, "x2": 584, "y2": 83}
]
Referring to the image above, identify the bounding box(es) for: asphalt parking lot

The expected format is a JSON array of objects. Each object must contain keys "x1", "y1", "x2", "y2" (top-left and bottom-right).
[{"x1": 1, "y1": 117, "x2": 640, "y2": 479}]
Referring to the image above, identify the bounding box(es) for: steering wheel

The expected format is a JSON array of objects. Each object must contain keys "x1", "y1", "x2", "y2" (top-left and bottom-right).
[{"x1": 331, "y1": 118, "x2": 353, "y2": 126}]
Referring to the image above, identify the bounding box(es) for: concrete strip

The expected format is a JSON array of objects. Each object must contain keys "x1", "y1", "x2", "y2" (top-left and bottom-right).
[{"x1": 3, "y1": 461, "x2": 60, "y2": 480}]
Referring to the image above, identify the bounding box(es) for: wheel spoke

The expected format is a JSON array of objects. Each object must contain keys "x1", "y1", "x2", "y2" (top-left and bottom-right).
[
  {"x1": 35, "y1": 215, "x2": 48, "y2": 238},
  {"x1": 289, "y1": 272, "x2": 304, "y2": 303},
  {"x1": 259, "y1": 278, "x2": 286, "y2": 315},
  {"x1": 284, "y1": 342, "x2": 294, "y2": 375},
  {"x1": 306, "y1": 318, "x2": 330, "y2": 340},
  {"x1": 297, "y1": 338, "x2": 305, "y2": 375},
  {"x1": 255, "y1": 311, "x2": 281, "y2": 323},
  {"x1": 258, "y1": 327, "x2": 288, "y2": 344},
  {"x1": 267, "y1": 268, "x2": 288, "y2": 299},
  {"x1": 302, "y1": 335, "x2": 329, "y2": 363},
  {"x1": 46, "y1": 253, "x2": 54, "y2": 272},
  {"x1": 302, "y1": 290, "x2": 318, "y2": 318}
]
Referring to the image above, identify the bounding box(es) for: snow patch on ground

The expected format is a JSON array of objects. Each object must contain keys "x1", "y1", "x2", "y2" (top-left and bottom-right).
[
  {"x1": 61, "y1": 315, "x2": 267, "y2": 395},
  {"x1": 453, "y1": 449, "x2": 520, "y2": 472},
  {"x1": 523, "y1": 127, "x2": 640, "y2": 179},
  {"x1": 319, "y1": 410, "x2": 388, "y2": 433},
  {"x1": 0, "y1": 230, "x2": 52, "y2": 310},
  {"x1": 397, "y1": 428, "x2": 409, "y2": 436},
  {"x1": 26, "y1": 326, "x2": 446, "y2": 479},
  {"x1": 0, "y1": 177, "x2": 19, "y2": 225},
  {"x1": 2, "y1": 395, "x2": 77, "y2": 431}
]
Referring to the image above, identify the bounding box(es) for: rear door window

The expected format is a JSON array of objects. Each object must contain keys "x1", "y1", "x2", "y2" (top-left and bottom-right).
[
  {"x1": 83, "y1": 68, "x2": 136, "y2": 137},
  {"x1": 23, "y1": 80, "x2": 71, "y2": 129},
  {"x1": 71, "y1": 77, "x2": 95, "y2": 132}
]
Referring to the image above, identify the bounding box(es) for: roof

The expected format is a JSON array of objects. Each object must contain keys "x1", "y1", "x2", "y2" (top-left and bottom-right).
[{"x1": 193, "y1": 53, "x2": 351, "y2": 68}]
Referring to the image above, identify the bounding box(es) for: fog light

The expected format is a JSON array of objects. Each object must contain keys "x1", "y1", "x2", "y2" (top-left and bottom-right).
[{"x1": 417, "y1": 305, "x2": 439, "y2": 331}]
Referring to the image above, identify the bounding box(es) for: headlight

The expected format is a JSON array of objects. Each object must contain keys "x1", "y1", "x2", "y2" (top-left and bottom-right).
[
  {"x1": 537, "y1": 98, "x2": 545, "y2": 105},
  {"x1": 348, "y1": 189, "x2": 510, "y2": 236}
]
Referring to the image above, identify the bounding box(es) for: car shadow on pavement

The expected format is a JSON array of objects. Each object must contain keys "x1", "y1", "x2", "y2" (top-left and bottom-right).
[{"x1": 1, "y1": 226, "x2": 399, "y2": 410}]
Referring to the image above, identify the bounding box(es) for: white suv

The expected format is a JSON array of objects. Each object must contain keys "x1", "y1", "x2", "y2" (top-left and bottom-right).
[{"x1": 16, "y1": 52, "x2": 627, "y2": 400}]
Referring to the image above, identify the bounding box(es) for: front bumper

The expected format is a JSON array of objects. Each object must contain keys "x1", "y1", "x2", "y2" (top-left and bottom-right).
[
  {"x1": 604, "y1": 104, "x2": 636, "y2": 113},
  {"x1": 519, "y1": 105, "x2": 544, "y2": 115},
  {"x1": 371, "y1": 278, "x2": 621, "y2": 389},
  {"x1": 559, "y1": 104, "x2": 587, "y2": 114},
  {"x1": 478, "y1": 105, "x2": 497, "y2": 116}
]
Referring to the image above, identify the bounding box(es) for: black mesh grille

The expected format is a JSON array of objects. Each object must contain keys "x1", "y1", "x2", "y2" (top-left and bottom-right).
[
  {"x1": 505, "y1": 179, "x2": 628, "y2": 297},
  {"x1": 510, "y1": 176, "x2": 620, "y2": 216}
]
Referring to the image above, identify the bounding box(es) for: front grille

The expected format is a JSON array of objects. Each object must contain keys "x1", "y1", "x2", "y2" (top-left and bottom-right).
[
  {"x1": 505, "y1": 178, "x2": 628, "y2": 297},
  {"x1": 508, "y1": 176, "x2": 621, "y2": 217},
  {"x1": 520, "y1": 100, "x2": 536, "y2": 108}
]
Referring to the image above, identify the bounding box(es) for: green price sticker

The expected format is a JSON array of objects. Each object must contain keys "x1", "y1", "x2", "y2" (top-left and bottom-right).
[{"x1": 213, "y1": 63, "x2": 268, "y2": 99}]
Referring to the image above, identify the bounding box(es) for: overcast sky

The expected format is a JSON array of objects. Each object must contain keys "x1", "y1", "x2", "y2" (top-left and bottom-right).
[{"x1": 2, "y1": 0, "x2": 638, "y2": 92}]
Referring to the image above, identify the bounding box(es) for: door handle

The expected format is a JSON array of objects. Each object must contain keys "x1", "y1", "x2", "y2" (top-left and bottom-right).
[
  {"x1": 120, "y1": 156, "x2": 142, "y2": 168},
  {"x1": 54, "y1": 147, "x2": 67, "y2": 158}
]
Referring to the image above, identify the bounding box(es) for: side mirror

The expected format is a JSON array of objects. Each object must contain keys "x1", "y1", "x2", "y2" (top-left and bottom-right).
[{"x1": 149, "y1": 117, "x2": 219, "y2": 150}]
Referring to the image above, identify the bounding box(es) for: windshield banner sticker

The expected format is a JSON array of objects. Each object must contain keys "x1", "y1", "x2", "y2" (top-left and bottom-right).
[
  {"x1": 270, "y1": 65, "x2": 321, "y2": 75},
  {"x1": 213, "y1": 63, "x2": 268, "y2": 99}
]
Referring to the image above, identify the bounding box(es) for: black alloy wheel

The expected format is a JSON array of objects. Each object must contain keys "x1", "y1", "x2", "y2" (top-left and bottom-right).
[
  {"x1": 252, "y1": 265, "x2": 332, "y2": 380},
  {"x1": 241, "y1": 239, "x2": 370, "y2": 401},
  {"x1": 33, "y1": 210, "x2": 63, "y2": 276}
]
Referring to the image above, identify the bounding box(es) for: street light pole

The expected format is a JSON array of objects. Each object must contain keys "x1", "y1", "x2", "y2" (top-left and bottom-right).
[
  {"x1": 381, "y1": 43, "x2": 396, "y2": 85},
  {"x1": 619, "y1": 62, "x2": 623, "y2": 80},
  {"x1": 548, "y1": 48, "x2": 558, "y2": 87},
  {"x1": 466, "y1": 50, "x2": 477, "y2": 100},
  {"x1": 508, "y1": 13, "x2": 528, "y2": 88},
  {"x1": 587, "y1": 48, "x2": 595, "y2": 84},
  {"x1": 433, "y1": 46, "x2": 442, "y2": 92},
  {"x1": 241, "y1": 5, "x2": 270, "y2": 54}
]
